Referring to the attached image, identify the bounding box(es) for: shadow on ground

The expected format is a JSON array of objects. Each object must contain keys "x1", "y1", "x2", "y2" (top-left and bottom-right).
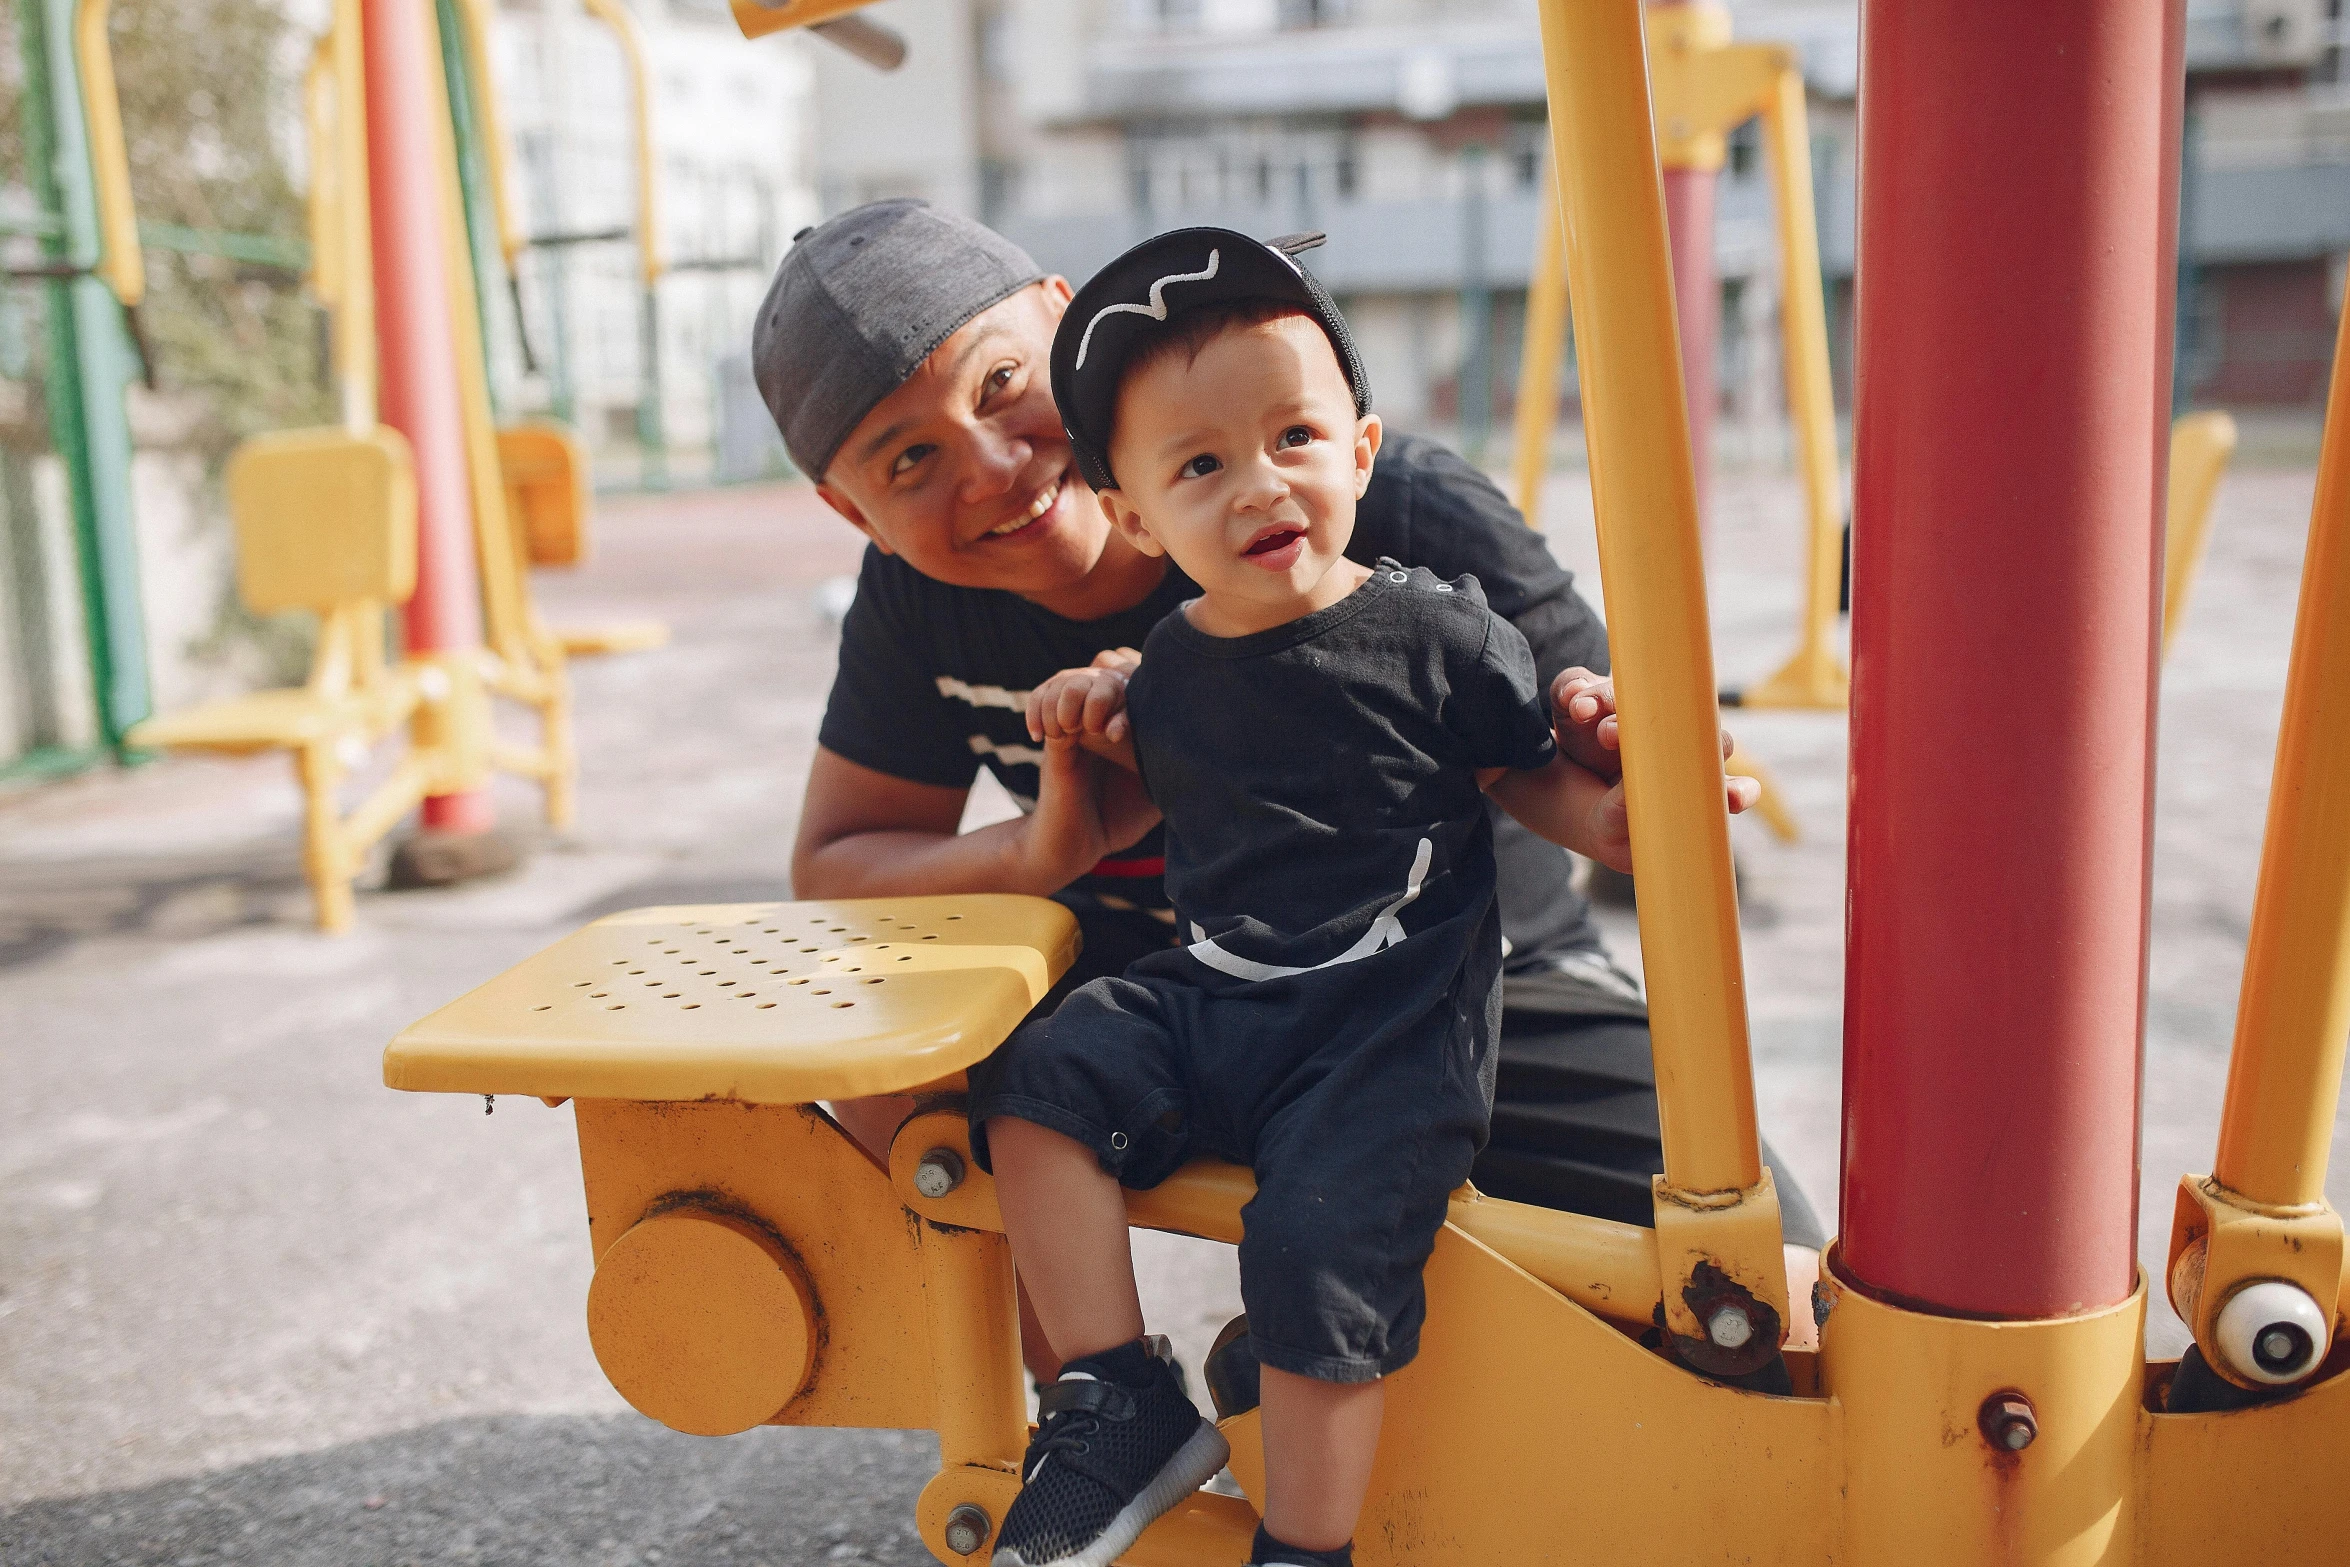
[{"x1": 0, "y1": 1414, "x2": 942, "y2": 1567}]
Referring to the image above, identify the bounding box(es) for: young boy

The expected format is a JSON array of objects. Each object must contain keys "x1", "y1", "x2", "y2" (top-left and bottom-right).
[{"x1": 972, "y1": 229, "x2": 1739, "y2": 1567}]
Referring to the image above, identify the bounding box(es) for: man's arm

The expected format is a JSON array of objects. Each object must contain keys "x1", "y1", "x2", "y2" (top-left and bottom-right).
[{"x1": 791, "y1": 744, "x2": 1159, "y2": 899}]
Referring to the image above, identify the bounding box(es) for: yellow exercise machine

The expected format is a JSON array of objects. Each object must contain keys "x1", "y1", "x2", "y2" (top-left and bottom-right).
[
  {"x1": 123, "y1": 0, "x2": 665, "y2": 926},
  {"x1": 388, "y1": 0, "x2": 2350, "y2": 1562}
]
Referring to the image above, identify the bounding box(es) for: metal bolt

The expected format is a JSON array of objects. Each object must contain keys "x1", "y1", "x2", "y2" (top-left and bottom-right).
[
  {"x1": 942, "y1": 1503, "x2": 991, "y2": 1556},
  {"x1": 1706, "y1": 1301, "x2": 1754, "y2": 1350},
  {"x1": 914, "y1": 1147, "x2": 966, "y2": 1200},
  {"x1": 1980, "y1": 1392, "x2": 2037, "y2": 1452}
]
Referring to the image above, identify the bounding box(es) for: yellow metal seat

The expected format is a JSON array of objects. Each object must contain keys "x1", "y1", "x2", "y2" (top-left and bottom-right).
[
  {"x1": 385, "y1": 896, "x2": 1081, "y2": 1103},
  {"x1": 129, "y1": 427, "x2": 465, "y2": 933},
  {"x1": 497, "y1": 419, "x2": 670, "y2": 654}
]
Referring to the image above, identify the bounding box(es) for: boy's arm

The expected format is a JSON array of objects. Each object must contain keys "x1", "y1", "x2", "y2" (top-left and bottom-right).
[{"x1": 1482, "y1": 754, "x2": 1761, "y2": 875}]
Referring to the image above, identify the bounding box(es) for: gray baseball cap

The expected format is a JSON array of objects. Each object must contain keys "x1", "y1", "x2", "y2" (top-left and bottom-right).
[{"x1": 752, "y1": 199, "x2": 1046, "y2": 481}]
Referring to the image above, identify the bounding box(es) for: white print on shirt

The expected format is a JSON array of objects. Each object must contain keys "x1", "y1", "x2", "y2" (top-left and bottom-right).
[
  {"x1": 1186, "y1": 836, "x2": 1432, "y2": 983},
  {"x1": 936, "y1": 676, "x2": 1030, "y2": 711},
  {"x1": 967, "y1": 734, "x2": 1045, "y2": 767},
  {"x1": 1073, "y1": 250, "x2": 1222, "y2": 370}
]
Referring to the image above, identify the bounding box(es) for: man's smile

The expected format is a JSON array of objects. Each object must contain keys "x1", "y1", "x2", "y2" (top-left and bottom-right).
[{"x1": 983, "y1": 473, "x2": 1067, "y2": 539}]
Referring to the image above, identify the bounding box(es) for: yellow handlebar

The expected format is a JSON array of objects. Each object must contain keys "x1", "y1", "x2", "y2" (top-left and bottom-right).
[
  {"x1": 729, "y1": 0, "x2": 884, "y2": 40},
  {"x1": 73, "y1": 0, "x2": 143, "y2": 307},
  {"x1": 579, "y1": 0, "x2": 663, "y2": 285}
]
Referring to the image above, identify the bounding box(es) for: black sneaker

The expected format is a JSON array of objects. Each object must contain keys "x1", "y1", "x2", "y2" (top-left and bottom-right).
[{"x1": 992, "y1": 1336, "x2": 1229, "y2": 1567}]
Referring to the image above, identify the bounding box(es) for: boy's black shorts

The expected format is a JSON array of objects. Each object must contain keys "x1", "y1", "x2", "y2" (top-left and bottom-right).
[{"x1": 970, "y1": 940, "x2": 1496, "y2": 1385}]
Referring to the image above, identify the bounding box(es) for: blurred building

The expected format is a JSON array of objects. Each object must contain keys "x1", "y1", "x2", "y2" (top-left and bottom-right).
[
  {"x1": 487, "y1": 0, "x2": 820, "y2": 482},
  {"x1": 799, "y1": 0, "x2": 2350, "y2": 444}
]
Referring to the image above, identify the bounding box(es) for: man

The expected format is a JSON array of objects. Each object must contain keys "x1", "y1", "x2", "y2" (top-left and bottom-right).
[{"x1": 756, "y1": 199, "x2": 1824, "y2": 1360}]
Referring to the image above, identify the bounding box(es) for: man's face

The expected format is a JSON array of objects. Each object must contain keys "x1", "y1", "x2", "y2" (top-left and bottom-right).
[
  {"x1": 815, "y1": 279, "x2": 1109, "y2": 598},
  {"x1": 1099, "y1": 313, "x2": 1380, "y2": 633}
]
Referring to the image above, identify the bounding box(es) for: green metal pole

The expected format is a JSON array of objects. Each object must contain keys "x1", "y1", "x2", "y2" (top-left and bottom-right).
[
  {"x1": 436, "y1": 0, "x2": 504, "y2": 419},
  {"x1": 21, "y1": 0, "x2": 149, "y2": 755},
  {"x1": 636, "y1": 285, "x2": 666, "y2": 489}
]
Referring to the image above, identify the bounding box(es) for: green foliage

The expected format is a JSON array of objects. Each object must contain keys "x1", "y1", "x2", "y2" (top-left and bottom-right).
[{"x1": 0, "y1": 0, "x2": 329, "y2": 458}]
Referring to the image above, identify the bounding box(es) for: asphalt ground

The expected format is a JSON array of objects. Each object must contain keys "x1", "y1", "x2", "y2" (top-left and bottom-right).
[{"x1": 5, "y1": 445, "x2": 2347, "y2": 1564}]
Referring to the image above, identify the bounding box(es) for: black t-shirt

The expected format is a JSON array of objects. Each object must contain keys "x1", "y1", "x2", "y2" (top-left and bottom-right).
[
  {"x1": 1133, "y1": 562, "x2": 1557, "y2": 977},
  {"x1": 816, "y1": 430, "x2": 1610, "y2": 967}
]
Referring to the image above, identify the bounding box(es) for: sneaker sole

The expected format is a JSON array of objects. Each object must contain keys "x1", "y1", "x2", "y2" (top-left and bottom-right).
[{"x1": 990, "y1": 1419, "x2": 1232, "y2": 1567}]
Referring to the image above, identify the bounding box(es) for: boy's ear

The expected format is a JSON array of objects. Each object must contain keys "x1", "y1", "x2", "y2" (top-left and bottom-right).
[
  {"x1": 1098, "y1": 488, "x2": 1165, "y2": 558},
  {"x1": 815, "y1": 483, "x2": 891, "y2": 554},
  {"x1": 1353, "y1": 414, "x2": 1384, "y2": 499}
]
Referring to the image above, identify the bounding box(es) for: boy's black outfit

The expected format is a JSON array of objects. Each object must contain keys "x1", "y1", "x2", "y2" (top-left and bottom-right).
[
  {"x1": 816, "y1": 433, "x2": 1828, "y2": 1252},
  {"x1": 972, "y1": 564, "x2": 1556, "y2": 1381}
]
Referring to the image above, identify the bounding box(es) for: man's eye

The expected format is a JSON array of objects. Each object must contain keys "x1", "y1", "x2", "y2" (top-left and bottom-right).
[
  {"x1": 1279, "y1": 425, "x2": 1314, "y2": 448},
  {"x1": 890, "y1": 444, "x2": 936, "y2": 479},
  {"x1": 986, "y1": 364, "x2": 1016, "y2": 395},
  {"x1": 1180, "y1": 453, "x2": 1222, "y2": 480}
]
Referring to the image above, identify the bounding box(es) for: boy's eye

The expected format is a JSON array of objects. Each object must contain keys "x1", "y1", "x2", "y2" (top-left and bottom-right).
[
  {"x1": 1278, "y1": 425, "x2": 1314, "y2": 448},
  {"x1": 985, "y1": 363, "x2": 1016, "y2": 395},
  {"x1": 890, "y1": 443, "x2": 936, "y2": 479},
  {"x1": 1180, "y1": 453, "x2": 1222, "y2": 480}
]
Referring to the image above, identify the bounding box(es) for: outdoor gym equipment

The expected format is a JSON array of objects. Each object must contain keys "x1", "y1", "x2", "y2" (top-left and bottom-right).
[
  {"x1": 387, "y1": 0, "x2": 2350, "y2": 1560},
  {"x1": 125, "y1": 429, "x2": 496, "y2": 933},
  {"x1": 121, "y1": 0, "x2": 664, "y2": 917}
]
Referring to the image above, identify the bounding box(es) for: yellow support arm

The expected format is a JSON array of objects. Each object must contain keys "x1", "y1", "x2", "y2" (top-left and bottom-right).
[
  {"x1": 72, "y1": 0, "x2": 143, "y2": 307},
  {"x1": 1510, "y1": 152, "x2": 1568, "y2": 522},
  {"x1": 1535, "y1": 0, "x2": 1783, "y2": 1365},
  {"x1": 578, "y1": 0, "x2": 664, "y2": 285},
  {"x1": 309, "y1": 2, "x2": 378, "y2": 432},
  {"x1": 453, "y1": 0, "x2": 525, "y2": 270}
]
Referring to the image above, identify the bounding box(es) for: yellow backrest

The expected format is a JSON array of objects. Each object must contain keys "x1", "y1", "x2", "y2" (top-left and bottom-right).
[
  {"x1": 498, "y1": 421, "x2": 593, "y2": 567},
  {"x1": 228, "y1": 426, "x2": 418, "y2": 617},
  {"x1": 2163, "y1": 409, "x2": 2239, "y2": 651}
]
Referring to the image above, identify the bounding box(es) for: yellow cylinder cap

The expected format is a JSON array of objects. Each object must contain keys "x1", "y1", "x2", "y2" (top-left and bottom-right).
[{"x1": 586, "y1": 1206, "x2": 817, "y2": 1436}]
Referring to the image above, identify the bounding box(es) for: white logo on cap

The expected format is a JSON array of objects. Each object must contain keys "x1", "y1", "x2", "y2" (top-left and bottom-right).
[{"x1": 1073, "y1": 250, "x2": 1221, "y2": 371}]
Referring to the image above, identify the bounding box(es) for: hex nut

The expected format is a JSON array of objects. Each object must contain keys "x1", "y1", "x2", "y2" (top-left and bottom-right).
[
  {"x1": 914, "y1": 1147, "x2": 967, "y2": 1200},
  {"x1": 943, "y1": 1503, "x2": 992, "y2": 1556},
  {"x1": 1979, "y1": 1392, "x2": 2037, "y2": 1452},
  {"x1": 1706, "y1": 1301, "x2": 1755, "y2": 1350}
]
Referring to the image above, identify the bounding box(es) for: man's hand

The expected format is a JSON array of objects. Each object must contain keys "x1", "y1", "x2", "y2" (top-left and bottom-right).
[
  {"x1": 1027, "y1": 657, "x2": 1139, "y2": 771},
  {"x1": 1017, "y1": 734, "x2": 1161, "y2": 890}
]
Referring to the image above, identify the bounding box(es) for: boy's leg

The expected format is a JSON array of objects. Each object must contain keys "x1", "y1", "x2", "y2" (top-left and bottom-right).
[
  {"x1": 1258, "y1": 1367, "x2": 1385, "y2": 1553},
  {"x1": 988, "y1": 1116, "x2": 1144, "y2": 1359}
]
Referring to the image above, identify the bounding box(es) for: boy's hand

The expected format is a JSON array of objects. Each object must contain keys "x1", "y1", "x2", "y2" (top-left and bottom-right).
[
  {"x1": 1550, "y1": 668, "x2": 1621, "y2": 780},
  {"x1": 1027, "y1": 660, "x2": 1138, "y2": 771}
]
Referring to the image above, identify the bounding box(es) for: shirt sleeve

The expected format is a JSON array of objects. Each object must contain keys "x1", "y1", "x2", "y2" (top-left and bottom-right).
[
  {"x1": 1446, "y1": 609, "x2": 1561, "y2": 773},
  {"x1": 1377, "y1": 436, "x2": 1612, "y2": 688},
  {"x1": 815, "y1": 549, "x2": 984, "y2": 790}
]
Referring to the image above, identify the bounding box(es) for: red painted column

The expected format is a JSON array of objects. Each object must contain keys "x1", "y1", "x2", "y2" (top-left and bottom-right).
[
  {"x1": 1840, "y1": 0, "x2": 2179, "y2": 1317},
  {"x1": 364, "y1": 0, "x2": 493, "y2": 834},
  {"x1": 1662, "y1": 167, "x2": 1717, "y2": 525}
]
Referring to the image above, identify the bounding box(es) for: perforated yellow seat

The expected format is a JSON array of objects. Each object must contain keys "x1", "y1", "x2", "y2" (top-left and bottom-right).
[{"x1": 384, "y1": 896, "x2": 1080, "y2": 1104}]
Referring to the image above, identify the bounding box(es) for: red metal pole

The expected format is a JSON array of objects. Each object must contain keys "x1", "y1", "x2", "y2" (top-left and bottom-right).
[
  {"x1": 1662, "y1": 167, "x2": 1717, "y2": 525},
  {"x1": 1840, "y1": 0, "x2": 2178, "y2": 1318},
  {"x1": 364, "y1": 0, "x2": 493, "y2": 835}
]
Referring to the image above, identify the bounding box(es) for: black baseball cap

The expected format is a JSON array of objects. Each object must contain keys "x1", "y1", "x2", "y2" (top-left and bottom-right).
[
  {"x1": 1050, "y1": 227, "x2": 1371, "y2": 492},
  {"x1": 752, "y1": 199, "x2": 1046, "y2": 481}
]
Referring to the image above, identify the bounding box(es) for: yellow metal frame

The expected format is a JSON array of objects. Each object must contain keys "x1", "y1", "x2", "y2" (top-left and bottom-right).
[
  {"x1": 1514, "y1": 5, "x2": 1846, "y2": 717},
  {"x1": 2165, "y1": 311, "x2": 2350, "y2": 1388},
  {"x1": 577, "y1": 0, "x2": 665, "y2": 286},
  {"x1": 74, "y1": 0, "x2": 143, "y2": 307},
  {"x1": 389, "y1": 890, "x2": 2350, "y2": 1564}
]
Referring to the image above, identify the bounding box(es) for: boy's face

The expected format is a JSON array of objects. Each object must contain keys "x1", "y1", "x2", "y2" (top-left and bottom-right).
[{"x1": 1098, "y1": 313, "x2": 1381, "y2": 634}]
